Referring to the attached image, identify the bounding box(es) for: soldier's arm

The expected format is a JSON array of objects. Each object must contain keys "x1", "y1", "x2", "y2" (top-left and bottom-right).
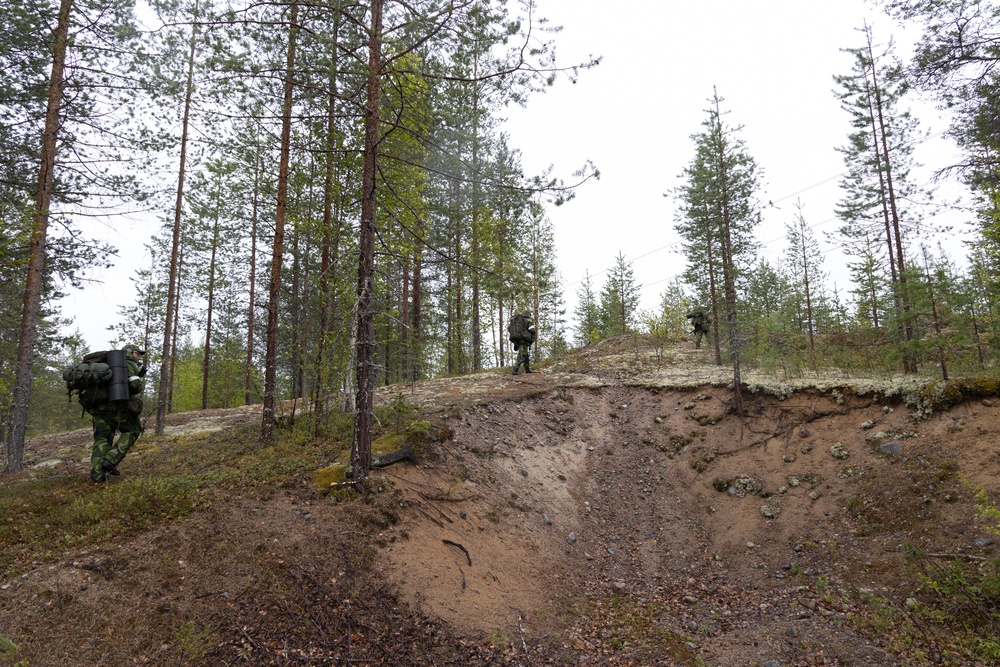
[{"x1": 127, "y1": 360, "x2": 144, "y2": 395}]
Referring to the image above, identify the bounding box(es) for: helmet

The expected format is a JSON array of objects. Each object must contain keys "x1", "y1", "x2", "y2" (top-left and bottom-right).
[{"x1": 123, "y1": 344, "x2": 147, "y2": 357}]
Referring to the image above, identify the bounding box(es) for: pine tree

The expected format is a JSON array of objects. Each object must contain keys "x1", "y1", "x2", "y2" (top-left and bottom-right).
[
  {"x1": 598, "y1": 253, "x2": 641, "y2": 338},
  {"x1": 783, "y1": 199, "x2": 827, "y2": 350},
  {"x1": 674, "y1": 90, "x2": 762, "y2": 410},
  {"x1": 2, "y1": 0, "x2": 143, "y2": 472},
  {"x1": 574, "y1": 271, "x2": 601, "y2": 347},
  {"x1": 834, "y1": 24, "x2": 929, "y2": 372}
]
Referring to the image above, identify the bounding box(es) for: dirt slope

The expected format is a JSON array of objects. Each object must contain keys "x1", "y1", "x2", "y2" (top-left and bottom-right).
[{"x1": 3, "y1": 339, "x2": 999, "y2": 666}]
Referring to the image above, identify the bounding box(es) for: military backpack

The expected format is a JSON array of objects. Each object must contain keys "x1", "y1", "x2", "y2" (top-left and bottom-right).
[
  {"x1": 507, "y1": 313, "x2": 535, "y2": 345},
  {"x1": 62, "y1": 351, "x2": 113, "y2": 414}
]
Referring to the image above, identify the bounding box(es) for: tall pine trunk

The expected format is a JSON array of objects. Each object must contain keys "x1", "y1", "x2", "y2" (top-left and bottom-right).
[
  {"x1": 260, "y1": 1, "x2": 299, "y2": 447},
  {"x1": 201, "y1": 189, "x2": 221, "y2": 410},
  {"x1": 157, "y1": 1, "x2": 200, "y2": 434},
  {"x1": 866, "y1": 30, "x2": 915, "y2": 373},
  {"x1": 3, "y1": 0, "x2": 73, "y2": 473},
  {"x1": 352, "y1": 0, "x2": 383, "y2": 486},
  {"x1": 245, "y1": 152, "x2": 260, "y2": 406},
  {"x1": 314, "y1": 14, "x2": 340, "y2": 433}
]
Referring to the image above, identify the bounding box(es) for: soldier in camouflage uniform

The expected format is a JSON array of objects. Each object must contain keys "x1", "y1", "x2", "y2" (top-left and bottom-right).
[
  {"x1": 512, "y1": 312, "x2": 536, "y2": 375},
  {"x1": 686, "y1": 308, "x2": 711, "y2": 349},
  {"x1": 90, "y1": 345, "x2": 146, "y2": 482}
]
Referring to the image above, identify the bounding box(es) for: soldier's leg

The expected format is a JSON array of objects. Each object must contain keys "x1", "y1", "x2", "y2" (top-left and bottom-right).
[
  {"x1": 90, "y1": 416, "x2": 114, "y2": 482},
  {"x1": 512, "y1": 343, "x2": 522, "y2": 374},
  {"x1": 105, "y1": 413, "x2": 143, "y2": 468},
  {"x1": 694, "y1": 330, "x2": 703, "y2": 348}
]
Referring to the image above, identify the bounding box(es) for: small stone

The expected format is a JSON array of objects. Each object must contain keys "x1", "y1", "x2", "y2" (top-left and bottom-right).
[
  {"x1": 566, "y1": 532, "x2": 577, "y2": 545},
  {"x1": 982, "y1": 399, "x2": 994, "y2": 407},
  {"x1": 654, "y1": 416, "x2": 664, "y2": 423},
  {"x1": 764, "y1": 661, "x2": 782, "y2": 667},
  {"x1": 683, "y1": 595, "x2": 698, "y2": 604},
  {"x1": 783, "y1": 455, "x2": 796, "y2": 463},
  {"x1": 972, "y1": 538, "x2": 995, "y2": 547},
  {"x1": 799, "y1": 428, "x2": 810, "y2": 438},
  {"x1": 785, "y1": 625, "x2": 799, "y2": 638},
  {"x1": 878, "y1": 441, "x2": 902, "y2": 457},
  {"x1": 612, "y1": 581, "x2": 626, "y2": 591},
  {"x1": 585, "y1": 552, "x2": 593, "y2": 560},
  {"x1": 460, "y1": 511, "x2": 467, "y2": 519},
  {"x1": 687, "y1": 620, "x2": 698, "y2": 631},
  {"x1": 543, "y1": 514, "x2": 552, "y2": 525}
]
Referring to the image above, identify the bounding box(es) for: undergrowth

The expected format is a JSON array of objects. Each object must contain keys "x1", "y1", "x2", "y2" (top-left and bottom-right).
[
  {"x1": 849, "y1": 483, "x2": 1000, "y2": 663},
  {"x1": 0, "y1": 419, "x2": 325, "y2": 575},
  {"x1": 0, "y1": 402, "x2": 444, "y2": 577}
]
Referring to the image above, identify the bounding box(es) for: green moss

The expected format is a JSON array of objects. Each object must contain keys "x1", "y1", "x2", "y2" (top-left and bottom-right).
[
  {"x1": 315, "y1": 464, "x2": 349, "y2": 489},
  {"x1": 372, "y1": 433, "x2": 407, "y2": 456},
  {"x1": 912, "y1": 375, "x2": 1000, "y2": 417}
]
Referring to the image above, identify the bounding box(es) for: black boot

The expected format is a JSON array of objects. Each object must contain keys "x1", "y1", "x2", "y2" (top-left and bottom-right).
[{"x1": 100, "y1": 458, "x2": 121, "y2": 476}]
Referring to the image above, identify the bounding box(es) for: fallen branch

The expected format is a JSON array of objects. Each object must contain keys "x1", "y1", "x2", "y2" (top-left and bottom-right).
[
  {"x1": 519, "y1": 614, "x2": 532, "y2": 666},
  {"x1": 443, "y1": 539, "x2": 472, "y2": 566}
]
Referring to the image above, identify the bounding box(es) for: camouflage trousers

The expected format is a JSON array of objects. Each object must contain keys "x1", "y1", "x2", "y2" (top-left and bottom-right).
[
  {"x1": 513, "y1": 343, "x2": 531, "y2": 374},
  {"x1": 694, "y1": 328, "x2": 706, "y2": 349},
  {"x1": 90, "y1": 411, "x2": 143, "y2": 482}
]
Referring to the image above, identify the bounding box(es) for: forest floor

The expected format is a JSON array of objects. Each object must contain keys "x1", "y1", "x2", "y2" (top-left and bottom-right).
[{"x1": 2, "y1": 336, "x2": 1000, "y2": 666}]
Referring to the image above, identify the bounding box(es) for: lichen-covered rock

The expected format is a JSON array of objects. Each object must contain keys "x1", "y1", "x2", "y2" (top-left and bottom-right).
[
  {"x1": 760, "y1": 505, "x2": 780, "y2": 519},
  {"x1": 830, "y1": 442, "x2": 849, "y2": 459},
  {"x1": 728, "y1": 475, "x2": 763, "y2": 498}
]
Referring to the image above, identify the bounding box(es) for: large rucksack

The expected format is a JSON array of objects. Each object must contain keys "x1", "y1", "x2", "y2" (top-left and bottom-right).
[
  {"x1": 507, "y1": 313, "x2": 534, "y2": 345},
  {"x1": 62, "y1": 351, "x2": 113, "y2": 414}
]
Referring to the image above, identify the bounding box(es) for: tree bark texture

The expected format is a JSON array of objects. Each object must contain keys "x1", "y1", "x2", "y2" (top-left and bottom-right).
[
  {"x1": 352, "y1": 0, "x2": 383, "y2": 483},
  {"x1": 260, "y1": 1, "x2": 299, "y2": 447},
  {"x1": 157, "y1": 1, "x2": 200, "y2": 435},
  {"x1": 3, "y1": 0, "x2": 73, "y2": 473}
]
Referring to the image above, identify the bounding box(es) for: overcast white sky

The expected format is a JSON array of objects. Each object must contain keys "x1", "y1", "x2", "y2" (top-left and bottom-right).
[
  {"x1": 504, "y1": 0, "x2": 971, "y2": 322},
  {"x1": 58, "y1": 0, "x2": 973, "y2": 349}
]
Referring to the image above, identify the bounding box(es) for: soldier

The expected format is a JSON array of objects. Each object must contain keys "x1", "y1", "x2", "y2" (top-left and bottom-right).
[
  {"x1": 686, "y1": 308, "x2": 711, "y2": 349},
  {"x1": 89, "y1": 344, "x2": 146, "y2": 482},
  {"x1": 509, "y1": 311, "x2": 536, "y2": 375}
]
